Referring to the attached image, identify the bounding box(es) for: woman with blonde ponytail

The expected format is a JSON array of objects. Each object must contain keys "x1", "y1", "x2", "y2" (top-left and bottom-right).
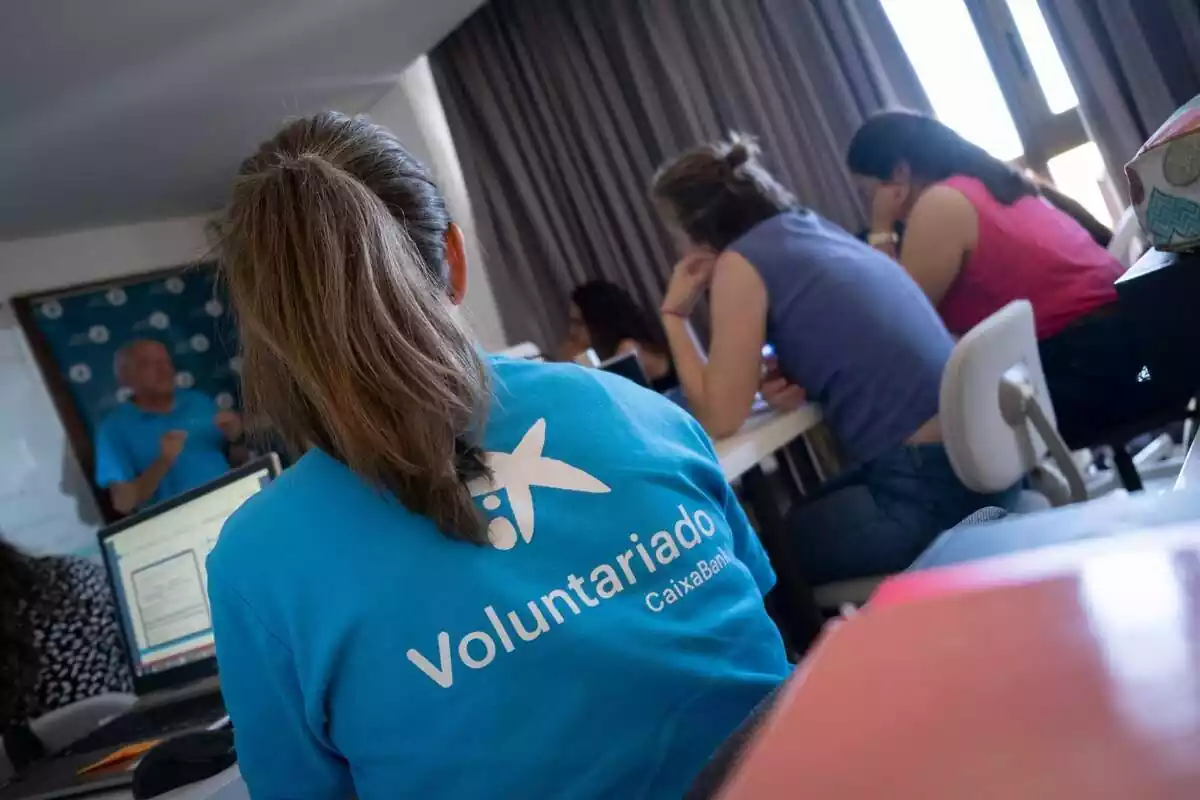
[{"x1": 207, "y1": 112, "x2": 788, "y2": 800}]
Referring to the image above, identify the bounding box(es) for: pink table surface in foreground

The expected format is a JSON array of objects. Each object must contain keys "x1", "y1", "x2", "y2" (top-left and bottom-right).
[{"x1": 722, "y1": 526, "x2": 1200, "y2": 799}]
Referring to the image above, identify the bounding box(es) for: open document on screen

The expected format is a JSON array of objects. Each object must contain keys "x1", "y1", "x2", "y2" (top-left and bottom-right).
[
  {"x1": 104, "y1": 469, "x2": 270, "y2": 673},
  {"x1": 132, "y1": 550, "x2": 208, "y2": 648}
]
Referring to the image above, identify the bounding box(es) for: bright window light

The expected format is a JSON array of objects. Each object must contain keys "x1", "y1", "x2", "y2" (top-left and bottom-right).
[
  {"x1": 1005, "y1": 0, "x2": 1079, "y2": 115},
  {"x1": 1047, "y1": 141, "x2": 1114, "y2": 227},
  {"x1": 882, "y1": 0, "x2": 1024, "y2": 161}
]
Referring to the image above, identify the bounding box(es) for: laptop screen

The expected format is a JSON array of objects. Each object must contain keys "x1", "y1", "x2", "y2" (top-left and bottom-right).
[
  {"x1": 599, "y1": 350, "x2": 650, "y2": 389},
  {"x1": 102, "y1": 465, "x2": 274, "y2": 677}
]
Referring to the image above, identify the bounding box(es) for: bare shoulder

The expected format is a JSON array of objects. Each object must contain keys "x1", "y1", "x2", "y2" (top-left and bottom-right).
[
  {"x1": 909, "y1": 184, "x2": 978, "y2": 246},
  {"x1": 713, "y1": 249, "x2": 766, "y2": 294},
  {"x1": 912, "y1": 184, "x2": 977, "y2": 224}
]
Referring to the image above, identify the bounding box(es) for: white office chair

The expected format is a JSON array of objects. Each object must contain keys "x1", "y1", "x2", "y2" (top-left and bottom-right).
[
  {"x1": 1, "y1": 693, "x2": 137, "y2": 783},
  {"x1": 815, "y1": 303, "x2": 1088, "y2": 612},
  {"x1": 1073, "y1": 432, "x2": 1187, "y2": 499},
  {"x1": 940, "y1": 300, "x2": 1087, "y2": 508},
  {"x1": 28, "y1": 693, "x2": 137, "y2": 754}
]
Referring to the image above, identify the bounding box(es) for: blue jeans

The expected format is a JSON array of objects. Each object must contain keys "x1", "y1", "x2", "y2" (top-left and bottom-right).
[{"x1": 786, "y1": 443, "x2": 1020, "y2": 584}]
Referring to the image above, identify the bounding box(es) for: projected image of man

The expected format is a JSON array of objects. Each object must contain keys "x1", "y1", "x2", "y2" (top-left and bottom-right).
[{"x1": 95, "y1": 340, "x2": 246, "y2": 513}]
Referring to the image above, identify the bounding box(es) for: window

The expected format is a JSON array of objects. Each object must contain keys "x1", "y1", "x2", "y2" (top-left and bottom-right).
[
  {"x1": 1047, "y1": 142, "x2": 1113, "y2": 227},
  {"x1": 881, "y1": 0, "x2": 1023, "y2": 161},
  {"x1": 1005, "y1": 0, "x2": 1079, "y2": 115},
  {"x1": 882, "y1": 0, "x2": 1118, "y2": 223}
]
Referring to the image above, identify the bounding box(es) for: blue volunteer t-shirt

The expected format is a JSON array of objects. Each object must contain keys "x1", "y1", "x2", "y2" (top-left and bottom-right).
[
  {"x1": 94, "y1": 388, "x2": 231, "y2": 507},
  {"x1": 207, "y1": 357, "x2": 789, "y2": 800}
]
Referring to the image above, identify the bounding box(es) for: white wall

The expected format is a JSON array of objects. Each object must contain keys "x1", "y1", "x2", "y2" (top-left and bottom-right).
[
  {"x1": 0, "y1": 215, "x2": 213, "y2": 556},
  {"x1": 369, "y1": 57, "x2": 509, "y2": 351},
  {"x1": 0, "y1": 215, "x2": 214, "y2": 300}
]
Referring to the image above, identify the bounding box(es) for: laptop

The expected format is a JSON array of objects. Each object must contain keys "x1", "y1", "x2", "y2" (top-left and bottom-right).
[
  {"x1": 599, "y1": 350, "x2": 651, "y2": 389},
  {"x1": 1, "y1": 455, "x2": 280, "y2": 800},
  {"x1": 600, "y1": 349, "x2": 773, "y2": 414}
]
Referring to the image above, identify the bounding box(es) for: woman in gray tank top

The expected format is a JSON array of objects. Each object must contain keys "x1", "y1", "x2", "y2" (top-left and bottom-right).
[{"x1": 649, "y1": 134, "x2": 1018, "y2": 585}]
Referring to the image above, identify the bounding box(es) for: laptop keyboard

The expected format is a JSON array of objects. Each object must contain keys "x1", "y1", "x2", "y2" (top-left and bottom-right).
[{"x1": 59, "y1": 692, "x2": 227, "y2": 756}]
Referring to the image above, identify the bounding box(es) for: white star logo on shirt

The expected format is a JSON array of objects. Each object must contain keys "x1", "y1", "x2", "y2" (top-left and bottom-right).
[{"x1": 468, "y1": 418, "x2": 610, "y2": 550}]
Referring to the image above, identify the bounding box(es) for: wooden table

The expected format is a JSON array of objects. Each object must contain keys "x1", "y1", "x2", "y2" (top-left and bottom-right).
[{"x1": 715, "y1": 405, "x2": 827, "y2": 653}]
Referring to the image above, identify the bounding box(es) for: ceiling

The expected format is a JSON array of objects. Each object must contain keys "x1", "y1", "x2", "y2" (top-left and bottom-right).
[{"x1": 0, "y1": 0, "x2": 485, "y2": 241}]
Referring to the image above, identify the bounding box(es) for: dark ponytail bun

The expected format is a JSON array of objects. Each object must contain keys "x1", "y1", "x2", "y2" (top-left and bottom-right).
[{"x1": 724, "y1": 134, "x2": 760, "y2": 170}]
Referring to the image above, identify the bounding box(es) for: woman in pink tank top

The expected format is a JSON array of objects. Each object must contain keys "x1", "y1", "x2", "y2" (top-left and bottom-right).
[
  {"x1": 918, "y1": 173, "x2": 1120, "y2": 339},
  {"x1": 846, "y1": 111, "x2": 1173, "y2": 449}
]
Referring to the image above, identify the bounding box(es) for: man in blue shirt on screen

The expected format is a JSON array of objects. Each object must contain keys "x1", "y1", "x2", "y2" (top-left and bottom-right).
[{"x1": 94, "y1": 339, "x2": 245, "y2": 513}]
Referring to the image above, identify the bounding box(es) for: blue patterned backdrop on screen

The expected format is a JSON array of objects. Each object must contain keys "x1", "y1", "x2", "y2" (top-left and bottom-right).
[{"x1": 30, "y1": 266, "x2": 241, "y2": 435}]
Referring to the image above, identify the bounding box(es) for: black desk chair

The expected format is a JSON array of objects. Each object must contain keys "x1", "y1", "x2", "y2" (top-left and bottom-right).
[
  {"x1": 1105, "y1": 247, "x2": 1200, "y2": 491},
  {"x1": 1093, "y1": 409, "x2": 1194, "y2": 492}
]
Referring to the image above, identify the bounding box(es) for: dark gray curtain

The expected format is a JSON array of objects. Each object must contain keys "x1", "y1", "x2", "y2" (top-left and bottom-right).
[
  {"x1": 431, "y1": 0, "x2": 930, "y2": 349},
  {"x1": 1038, "y1": 0, "x2": 1200, "y2": 202}
]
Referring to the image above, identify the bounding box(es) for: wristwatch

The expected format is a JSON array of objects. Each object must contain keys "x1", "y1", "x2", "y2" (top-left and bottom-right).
[{"x1": 867, "y1": 230, "x2": 900, "y2": 247}]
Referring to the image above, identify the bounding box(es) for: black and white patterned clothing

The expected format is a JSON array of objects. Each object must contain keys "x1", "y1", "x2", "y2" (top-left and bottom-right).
[{"x1": 3, "y1": 556, "x2": 132, "y2": 728}]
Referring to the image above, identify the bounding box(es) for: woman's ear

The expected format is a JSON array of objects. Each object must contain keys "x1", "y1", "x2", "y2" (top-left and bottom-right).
[{"x1": 444, "y1": 223, "x2": 469, "y2": 306}]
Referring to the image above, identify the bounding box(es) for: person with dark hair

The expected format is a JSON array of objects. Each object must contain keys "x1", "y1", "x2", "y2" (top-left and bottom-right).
[
  {"x1": 0, "y1": 538, "x2": 132, "y2": 745},
  {"x1": 651, "y1": 132, "x2": 1017, "y2": 586},
  {"x1": 563, "y1": 280, "x2": 678, "y2": 392},
  {"x1": 847, "y1": 110, "x2": 1163, "y2": 448},
  {"x1": 208, "y1": 112, "x2": 788, "y2": 799}
]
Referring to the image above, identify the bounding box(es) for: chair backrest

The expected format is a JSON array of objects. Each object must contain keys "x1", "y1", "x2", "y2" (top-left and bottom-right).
[
  {"x1": 939, "y1": 301, "x2": 1056, "y2": 494},
  {"x1": 2, "y1": 692, "x2": 139, "y2": 782},
  {"x1": 1108, "y1": 205, "x2": 1145, "y2": 268},
  {"x1": 29, "y1": 693, "x2": 138, "y2": 754},
  {"x1": 497, "y1": 341, "x2": 542, "y2": 361}
]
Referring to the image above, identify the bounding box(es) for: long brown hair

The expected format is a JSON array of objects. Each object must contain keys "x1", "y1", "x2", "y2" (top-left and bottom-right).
[
  {"x1": 652, "y1": 133, "x2": 797, "y2": 251},
  {"x1": 221, "y1": 112, "x2": 491, "y2": 542}
]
